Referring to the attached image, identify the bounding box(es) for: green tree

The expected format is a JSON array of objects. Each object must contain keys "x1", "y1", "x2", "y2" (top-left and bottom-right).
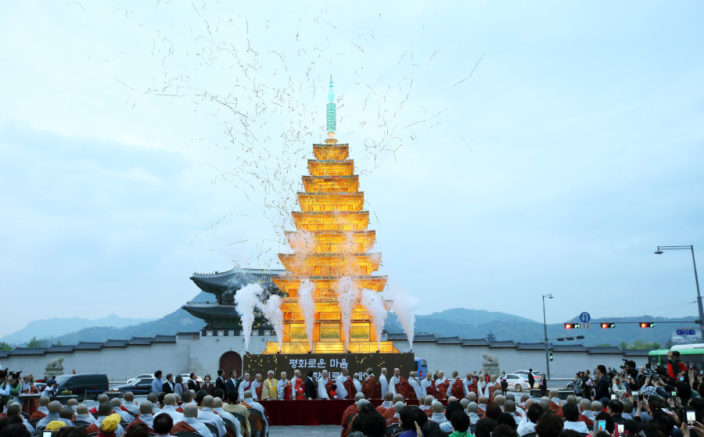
[
  {"x1": 486, "y1": 332, "x2": 497, "y2": 343},
  {"x1": 0, "y1": 342, "x2": 12, "y2": 351},
  {"x1": 26, "y1": 337, "x2": 46, "y2": 348},
  {"x1": 629, "y1": 340, "x2": 660, "y2": 350}
]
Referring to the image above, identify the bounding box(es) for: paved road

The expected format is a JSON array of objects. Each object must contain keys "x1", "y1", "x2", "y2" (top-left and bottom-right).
[{"x1": 269, "y1": 425, "x2": 339, "y2": 436}]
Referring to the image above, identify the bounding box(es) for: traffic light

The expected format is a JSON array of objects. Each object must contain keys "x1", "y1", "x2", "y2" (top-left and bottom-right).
[
  {"x1": 600, "y1": 322, "x2": 616, "y2": 329},
  {"x1": 564, "y1": 323, "x2": 581, "y2": 329},
  {"x1": 549, "y1": 353, "x2": 554, "y2": 361},
  {"x1": 639, "y1": 322, "x2": 655, "y2": 328}
]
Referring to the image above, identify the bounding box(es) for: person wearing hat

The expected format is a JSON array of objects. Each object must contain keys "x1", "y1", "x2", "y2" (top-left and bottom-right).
[
  {"x1": 45, "y1": 420, "x2": 68, "y2": 433},
  {"x1": 94, "y1": 402, "x2": 125, "y2": 437},
  {"x1": 99, "y1": 413, "x2": 122, "y2": 437}
]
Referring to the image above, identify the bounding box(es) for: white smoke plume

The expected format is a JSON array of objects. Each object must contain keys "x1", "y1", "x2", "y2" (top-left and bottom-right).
[
  {"x1": 297, "y1": 279, "x2": 316, "y2": 351},
  {"x1": 288, "y1": 230, "x2": 316, "y2": 253},
  {"x1": 234, "y1": 283, "x2": 264, "y2": 351},
  {"x1": 361, "y1": 288, "x2": 388, "y2": 351},
  {"x1": 258, "y1": 294, "x2": 284, "y2": 352},
  {"x1": 387, "y1": 286, "x2": 419, "y2": 349},
  {"x1": 336, "y1": 276, "x2": 360, "y2": 351}
]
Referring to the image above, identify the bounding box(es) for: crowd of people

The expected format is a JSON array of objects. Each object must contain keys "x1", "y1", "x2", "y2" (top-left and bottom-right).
[
  {"x1": 3, "y1": 349, "x2": 704, "y2": 437},
  {"x1": 336, "y1": 352, "x2": 704, "y2": 437},
  {"x1": 0, "y1": 368, "x2": 268, "y2": 437}
]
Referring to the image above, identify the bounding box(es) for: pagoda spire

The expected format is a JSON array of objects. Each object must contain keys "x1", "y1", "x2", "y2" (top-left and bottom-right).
[{"x1": 325, "y1": 76, "x2": 338, "y2": 145}]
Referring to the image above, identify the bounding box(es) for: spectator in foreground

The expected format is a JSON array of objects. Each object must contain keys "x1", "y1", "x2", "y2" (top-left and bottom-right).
[
  {"x1": 243, "y1": 390, "x2": 268, "y2": 436},
  {"x1": 173, "y1": 405, "x2": 212, "y2": 437},
  {"x1": 449, "y1": 410, "x2": 471, "y2": 437},
  {"x1": 152, "y1": 413, "x2": 173, "y2": 437},
  {"x1": 562, "y1": 402, "x2": 588, "y2": 434},
  {"x1": 535, "y1": 412, "x2": 563, "y2": 437}
]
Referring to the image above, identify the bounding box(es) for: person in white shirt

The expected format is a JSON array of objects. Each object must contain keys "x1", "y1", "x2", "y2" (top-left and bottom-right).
[
  {"x1": 467, "y1": 402, "x2": 481, "y2": 425},
  {"x1": 421, "y1": 374, "x2": 434, "y2": 396},
  {"x1": 317, "y1": 370, "x2": 331, "y2": 400},
  {"x1": 562, "y1": 402, "x2": 589, "y2": 434},
  {"x1": 213, "y1": 397, "x2": 241, "y2": 437},
  {"x1": 94, "y1": 403, "x2": 123, "y2": 437},
  {"x1": 35, "y1": 396, "x2": 50, "y2": 417},
  {"x1": 110, "y1": 398, "x2": 134, "y2": 424},
  {"x1": 238, "y1": 373, "x2": 253, "y2": 401},
  {"x1": 160, "y1": 394, "x2": 183, "y2": 424},
  {"x1": 352, "y1": 373, "x2": 363, "y2": 394},
  {"x1": 36, "y1": 401, "x2": 74, "y2": 429},
  {"x1": 335, "y1": 369, "x2": 349, "y2": 399},
  {"x1": 379, "y1": 392, "x2": 394, "y2": 410},
  {"x1": 379, "y1": 368, "x2": 389, "y2": 398},
  {"x1": 435, "y1": 371, "x2": 447, "y2": 390},
  {"x1": 408, "y1": 371, "x2": 424, "y2": 400},
  {"x1": 250, "y1": 374, "x2": 263, "y2": 401},
  {"x1": 243, "y1": 390, "x2": 268, "y2": 436},
  {"x1": 277, "y1": 371, "x2": 292, "y2": 400},
  {"x1": 179, "y1": 405, "x2": 213, "y2": 437},
  {"x1": 198, "y1": 395, "x2": 227, "y2": 437},
  {"x1": 388, "y1": 368, "x2": 402, "y2": 395},
  {"x1": 517, "y1": 403, "x2": 544, "y2": 437},
  {"x1": 75, "y1": 404, "x2": 97, "y2": 425},
  {"x1": 137, "y1": 402, "x2": 155, "y2": 429},
  {"x1": 429, "y1": 401, "x2": 448, "y2": 426}
]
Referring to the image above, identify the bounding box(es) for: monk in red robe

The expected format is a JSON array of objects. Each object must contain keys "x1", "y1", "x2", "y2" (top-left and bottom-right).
[
  {"x1": 450, "y1": 373, "x2": 465, "y2": 399},
  {"x1": 171, "y1": 421, "x2": 198, "y2": 434},
  {"x1": 436, "y1": 377, "x2": 450, "y2": 401},
  {"x1": 340, "y1": 403, "x2": 359, "y2": 437},
  {"x1": 422, "y1": 374, "x2": 437, "y2": 398},
  {"x1": 29, "y1": 396, "x2": 49, "y2": 422},
  {"x1": 127, "y1": 419, "x2": 153, "y2": 433},
  {"x1": 467, "y1": 375, "x2": 478, "y2": 396},
  {"x1": 294, "y1": 378, "x2": 305, "y2": 400},
  {"x1": 343, "y1": 375, "x2": 356, "y2": 400},
  {"x1": 20, "y1": 376, "x2": 39, "y2": 416},
  {"x1": 396, "y1": 376, "x2": 416, "y2": 401},
  {"x1": 362, "y1": 370, "x2": 381, "y2": 399}
]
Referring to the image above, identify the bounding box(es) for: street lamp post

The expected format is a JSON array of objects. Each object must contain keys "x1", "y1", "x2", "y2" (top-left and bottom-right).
[
  {"x1": 542, "y1": 293, "x2": 554, "y2": 381},
  {"x1": 654, "y1": 245, "x2": 703, "y2": 339}
]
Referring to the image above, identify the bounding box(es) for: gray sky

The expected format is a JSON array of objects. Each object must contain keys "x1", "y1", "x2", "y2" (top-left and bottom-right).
[{"x1": 1, "y1": 1, "x2": 703, "y2": 338}]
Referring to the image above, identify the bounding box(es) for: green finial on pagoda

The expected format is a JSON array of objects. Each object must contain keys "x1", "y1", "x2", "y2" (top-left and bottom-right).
[{"x1": 325, "y1": 76, "x2": 337, "y2": 144}]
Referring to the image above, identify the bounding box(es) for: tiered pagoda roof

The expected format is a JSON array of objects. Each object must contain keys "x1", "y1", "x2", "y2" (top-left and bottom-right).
[{"x1": 182, "y1": 267, "x2": 285, "y2": 329}]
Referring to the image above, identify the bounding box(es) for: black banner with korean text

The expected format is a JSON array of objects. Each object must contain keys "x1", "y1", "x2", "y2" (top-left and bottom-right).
[{"x1": 243, "y1": 352, "x2": 415, "y2": 379}]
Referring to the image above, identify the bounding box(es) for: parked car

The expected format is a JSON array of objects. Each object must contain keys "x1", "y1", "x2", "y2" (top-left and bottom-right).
[
  {"x1": 504, "y1": 373, "x2": 531, "y2": 392},
  {"x1": 112, "y1": 377, "x2": 155, "y2": 394},
  {"x1": 125, "y1": 373, "x2": 154, "y2": 385},
  {"x1": 514, "y1": 370, "x2": 543, "y2": 387},
  {"x1": 55, "y1": 374, "x2": 109, "y2": 400}
]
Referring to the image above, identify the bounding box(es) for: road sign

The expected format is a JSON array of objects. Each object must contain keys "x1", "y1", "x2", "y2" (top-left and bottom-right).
[
  {"x1": 579, "y1": 312, "x2": 591, "y2": 323},
  {"x1": 677, "y1": 329, "x2": 696, "y2": 336}
]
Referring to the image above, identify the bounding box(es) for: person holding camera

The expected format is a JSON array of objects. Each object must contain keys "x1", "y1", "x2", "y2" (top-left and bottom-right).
[{"x1": 667, "y1": 350, "x2": 688, "y2": 384}]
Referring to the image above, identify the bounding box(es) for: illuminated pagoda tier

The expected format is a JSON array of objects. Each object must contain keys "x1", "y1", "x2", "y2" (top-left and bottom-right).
[
  {"x1": 183, "y1": 268, "x2": 285, "y2": 330},
  {"x1": 263, "y1": 79, "x2": 398, "y2": 354}
]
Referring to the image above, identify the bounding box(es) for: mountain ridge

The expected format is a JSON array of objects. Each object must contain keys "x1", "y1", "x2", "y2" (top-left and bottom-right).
[{"x1": 5, "y1": 294, "x2": 697, "y2": 348}]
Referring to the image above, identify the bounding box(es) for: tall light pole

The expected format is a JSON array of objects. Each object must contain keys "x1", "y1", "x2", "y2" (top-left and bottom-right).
[
  {"x1": 655, "y1": 245, "x2": 703, "y2": 339},
  {"x1": 542, "y1": 293, "x2": 554, "y2": 381}
]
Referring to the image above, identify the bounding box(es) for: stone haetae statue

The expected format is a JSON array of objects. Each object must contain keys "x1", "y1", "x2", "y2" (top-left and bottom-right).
[
  {"x1": 45, "y1": 357, "x2": 64, "y2": 378},
  {"x1": 482, "y1": 353, "x2": 500, "y2": 378}
]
